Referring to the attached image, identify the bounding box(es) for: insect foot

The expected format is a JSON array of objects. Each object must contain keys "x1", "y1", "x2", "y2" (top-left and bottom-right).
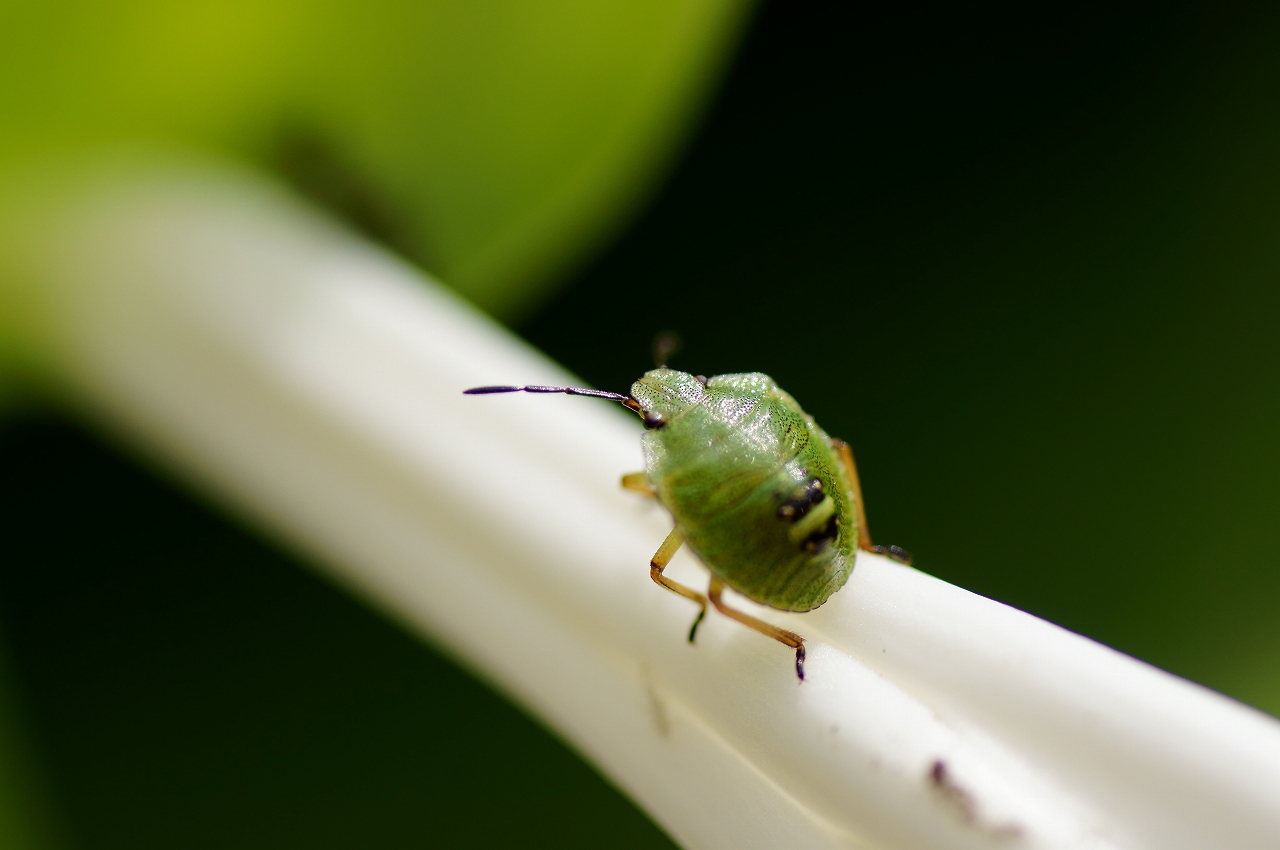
[
  {"x1": 871, "y1": 544, "x2": 914, "y2": 566},
  {"x1": 687, "y1": 607, "x2": 707, "y2": 643},
  {"x1": 795, "y1": 644, "x2": 807, "y2": 682}
]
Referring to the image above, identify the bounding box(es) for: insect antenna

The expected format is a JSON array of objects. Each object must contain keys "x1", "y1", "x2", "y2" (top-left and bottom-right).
[
  {"x1": 464, "y1": 385, "x2": 643, "y2": 413},
  {"x1": 652, "y1": 330, "x2": 681, "y2": 368}
]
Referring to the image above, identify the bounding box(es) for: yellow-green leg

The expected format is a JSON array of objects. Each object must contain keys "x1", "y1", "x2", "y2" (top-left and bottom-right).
[
  {"x1": 621, "y1": 471, "x2": 656, "y2": 496},
  {"x1": 708, "y1": 577, "x2": 807, "y2": 681},
  {"x1": 831, "y1": 438, "x2": 913, "y2": 565},
  {"x1": 649, "y1": 528, "x2": 708, "y2": 643},
  {"x1": 831, "y1": 438, "x2": 873, "y2": 551}
]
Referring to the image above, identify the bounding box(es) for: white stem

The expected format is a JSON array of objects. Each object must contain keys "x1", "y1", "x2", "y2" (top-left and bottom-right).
[{"x1": 8, "y1": 159, "x2": 1280, "y2": 850}]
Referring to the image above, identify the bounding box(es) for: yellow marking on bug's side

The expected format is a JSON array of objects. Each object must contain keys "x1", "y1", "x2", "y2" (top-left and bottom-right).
[{"x1": 787, "y1": 497, "x2": 836, "y2": 544}]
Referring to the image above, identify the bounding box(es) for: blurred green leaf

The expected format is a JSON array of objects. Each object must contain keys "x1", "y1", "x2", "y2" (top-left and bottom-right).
[{"x1": 0, "y1": 0, "x2": 753, "y2": 316}]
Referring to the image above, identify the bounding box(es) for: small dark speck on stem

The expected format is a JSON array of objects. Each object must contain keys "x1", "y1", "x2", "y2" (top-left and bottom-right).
[{"x1": 927, "y1": 759, "x2": 1024, "y2": 841}]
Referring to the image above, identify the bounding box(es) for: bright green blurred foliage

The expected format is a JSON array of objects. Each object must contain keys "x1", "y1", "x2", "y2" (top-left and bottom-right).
[{"x1": 0, "y1": 0, "x2": 751, "y2": 317}]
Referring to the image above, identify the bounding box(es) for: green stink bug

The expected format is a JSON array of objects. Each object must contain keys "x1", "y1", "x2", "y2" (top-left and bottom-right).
[{"x1": 465, "y1": 369, "x2": 909, "y2": 680}]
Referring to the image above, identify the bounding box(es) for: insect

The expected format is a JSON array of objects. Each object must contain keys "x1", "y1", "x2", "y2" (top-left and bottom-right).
[{"x1": 465, "y1": 369, "x2": 909, "y2": 680}]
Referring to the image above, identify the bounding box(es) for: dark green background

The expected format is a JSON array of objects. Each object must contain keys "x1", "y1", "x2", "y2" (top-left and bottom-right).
[
  {"x1": 527, "y1": 0, "x2": 1280, "y2": 713},
  {"x1": 4, "y1": 1, "x2": 1280, "y2": 847}
]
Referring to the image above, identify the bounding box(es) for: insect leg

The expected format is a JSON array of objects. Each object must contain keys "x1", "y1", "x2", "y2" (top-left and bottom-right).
[
  {"x1": 707, "y1": 578, "x2": 807, "y2": 681},
  {"x1": 831, "y1": 438, "x2": 873, "y2": 551},
  {"x1": 832, "y1": 438, "x2": 915, "y2": 565},
  {"x1": 649, "y1": 528, "x2": 709, "y2": 643},
  {"x1": 621, "y1": 471, "x2": 656, "y2": 497}
]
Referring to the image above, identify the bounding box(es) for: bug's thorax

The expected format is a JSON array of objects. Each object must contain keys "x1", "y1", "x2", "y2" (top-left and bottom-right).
[
  {"x1": 632, "y1": 369, "x2": 809, "y2": 484},
  {"x1": 629, "y1": 368, "x2": 708, "y2": 429}
]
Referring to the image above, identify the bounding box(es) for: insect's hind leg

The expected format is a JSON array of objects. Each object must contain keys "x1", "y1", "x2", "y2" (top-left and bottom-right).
[
  {"x1": 707, "y1": 578, "x2": 807, "y2": 681},
  {"x1": 830, "y1": 438, "x2": 873, "y2": 551},
  {"x1": 831, "y1": 438, "x2": 913, "y2": 565},
  {"x1": 621, "y1": 471, "x2": 656, "y2": 497},
  {"x1": 649, "y1": 528, "x2": 709, "y2": 643}
]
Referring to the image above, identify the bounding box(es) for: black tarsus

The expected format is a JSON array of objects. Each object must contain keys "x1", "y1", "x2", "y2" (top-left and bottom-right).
[
  {"x1": 871, "y1": 544, "x2": 914, "y2": 566},
  {"x1": 687, "y1": 608, "x2": 707, "y2": 643},
  {"x1": 795, "y1": 645, "x2": 806, "y2": 681}
]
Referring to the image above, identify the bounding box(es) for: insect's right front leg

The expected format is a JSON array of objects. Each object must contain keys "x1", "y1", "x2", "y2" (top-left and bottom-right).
[
  {"x1": 649, "y1": 528, "x2": 709, "y2": 643},
  {"x1": 621, "y1": 471, "x2": 656, "y2": 497}
]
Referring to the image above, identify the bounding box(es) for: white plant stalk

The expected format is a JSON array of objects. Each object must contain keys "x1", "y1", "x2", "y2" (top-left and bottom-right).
[{"x1": 4, "y1": 158, "x2": 1279, "y2": 850}]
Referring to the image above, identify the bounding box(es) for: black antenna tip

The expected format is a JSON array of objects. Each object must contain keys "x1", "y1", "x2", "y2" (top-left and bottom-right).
[{"x1": 463, "y1": 386, "x2": 522, "y2": 395}]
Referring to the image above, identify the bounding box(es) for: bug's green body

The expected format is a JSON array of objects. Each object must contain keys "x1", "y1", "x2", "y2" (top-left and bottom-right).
[
  {"x1": 632, "y1": 369, "x2": 857, "y2": 612},
  {"x1": 463, "y1": 363, "x2": 897, "y2": 680}
]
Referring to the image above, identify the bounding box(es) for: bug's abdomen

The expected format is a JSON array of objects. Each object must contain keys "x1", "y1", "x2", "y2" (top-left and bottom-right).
[
  {"x1": 656, "y1": 443, "x2": 855, "y2": 612},
  {"x1": 695, "y1": 465, "x2": 851, "y2": 611},
  {"x1": 643, "y1": 381, "x2": 858, "y2": 612}
]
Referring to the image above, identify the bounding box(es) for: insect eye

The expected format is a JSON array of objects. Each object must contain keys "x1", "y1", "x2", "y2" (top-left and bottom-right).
[{"x1": 643, "y1": 411, "x2": 667, "y2": 430}]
